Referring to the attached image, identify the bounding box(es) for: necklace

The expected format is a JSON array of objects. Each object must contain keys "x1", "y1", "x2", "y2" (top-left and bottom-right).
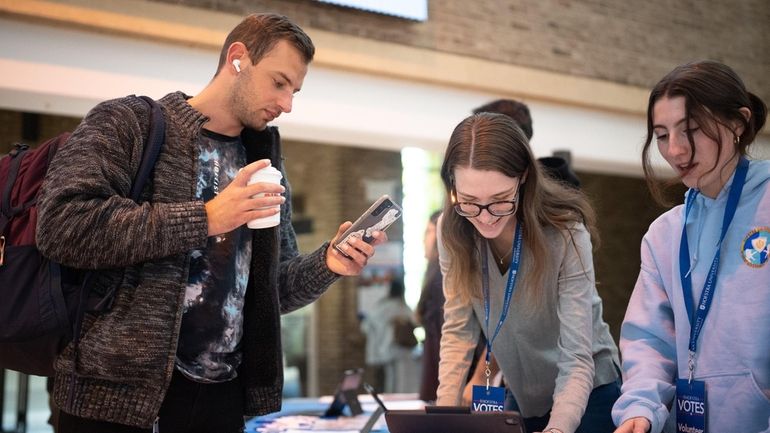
[{"x1": 492, "y1": 244, "x2": 512, "y2": 266}]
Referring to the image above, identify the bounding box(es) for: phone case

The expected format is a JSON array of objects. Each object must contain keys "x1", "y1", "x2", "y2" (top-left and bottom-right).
[{"x1": 333, "y1": 195, "x2": 403, "y2": 254}]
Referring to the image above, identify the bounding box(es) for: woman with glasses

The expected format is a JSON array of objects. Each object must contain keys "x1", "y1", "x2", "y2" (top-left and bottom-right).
[{"x1": 435, "y1": 112, "x2": 620, "y2": 433}]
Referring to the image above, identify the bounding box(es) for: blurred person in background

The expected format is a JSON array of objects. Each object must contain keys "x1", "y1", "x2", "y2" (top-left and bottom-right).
[
  {"x1": 361, "y1": 278, "x2": 416, "y2": 393},
  {"x1": 415, "y1": 210, "x2": 444, "y2": 402}
]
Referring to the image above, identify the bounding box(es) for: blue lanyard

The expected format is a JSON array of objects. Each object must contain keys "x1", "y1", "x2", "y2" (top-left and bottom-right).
[
  {"x1": 482, "y1": 221, "x2": 523, "y2": 364},
  {"x1": 678, "y1": 157, "x2": 748, "y2": 366}
]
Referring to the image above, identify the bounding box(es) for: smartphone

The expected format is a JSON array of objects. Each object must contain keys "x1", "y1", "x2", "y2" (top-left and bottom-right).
[{"x1": 333, "y1": 195, "x2": 403, "y2": 256}]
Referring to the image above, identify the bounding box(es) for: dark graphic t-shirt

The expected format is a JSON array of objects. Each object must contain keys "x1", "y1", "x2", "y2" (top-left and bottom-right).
[{"x1": 176, "y1": 129, "x2": 251, "y2": 383}]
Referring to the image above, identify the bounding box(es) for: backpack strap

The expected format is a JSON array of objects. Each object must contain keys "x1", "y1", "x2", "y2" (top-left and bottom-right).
[
  {"x1": 0, "y1": 144, "x2": 30, "y2": 220},
  {"x1": 130, "y1": 96, "x2": 166, "y2": 201},
  {"x1": 79, "y1": 95, "x2": 166, "y2": 315},
  {"x1": 67, "y1": 95, "x2": 166, "y2": 396},
  {"x1": 86, "y1": 95, "x2": 166, "y2": 315}
]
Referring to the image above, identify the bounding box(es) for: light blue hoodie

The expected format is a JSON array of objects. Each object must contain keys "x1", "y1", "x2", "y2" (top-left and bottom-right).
[{"x1": 612, "y1": 159, "x2": 770, "y2": 432}]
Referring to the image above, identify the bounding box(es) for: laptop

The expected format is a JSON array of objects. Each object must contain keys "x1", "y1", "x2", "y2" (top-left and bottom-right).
[{"x1": 365, "y1": 383, "x2": 527, "y2": 433}]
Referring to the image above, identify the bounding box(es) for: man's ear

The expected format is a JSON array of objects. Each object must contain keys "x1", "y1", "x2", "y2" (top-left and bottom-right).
[{"x1": 227, "y1": 42, "x2": 249, "y2": 69}]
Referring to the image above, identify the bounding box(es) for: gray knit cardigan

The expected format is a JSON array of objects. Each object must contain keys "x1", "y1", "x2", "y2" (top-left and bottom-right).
[{"x1": 36, "y1": 92, "x2": 339, "y2": 428}]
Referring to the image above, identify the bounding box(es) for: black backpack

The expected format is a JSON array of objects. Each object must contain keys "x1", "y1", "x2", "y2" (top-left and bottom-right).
[{"x1": 0, "y1": 95, "x2": 165, "y2": 377}]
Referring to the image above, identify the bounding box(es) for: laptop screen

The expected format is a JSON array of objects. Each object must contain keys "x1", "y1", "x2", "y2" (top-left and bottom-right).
[
  {"x1": 364, "y1": 382, "x2": 526, "y2": 433},
  {"x1": 385, "y1": 410, "x2": 526, "y2": 433}
]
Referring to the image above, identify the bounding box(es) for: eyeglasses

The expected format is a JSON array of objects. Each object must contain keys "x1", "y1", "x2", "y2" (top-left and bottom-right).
[
  {"x1": 453, "y1": 199, "x2": 518, "y2": 217},
  {"x1": 452, "y1": 188, "x2": 520, "y2": 218}
]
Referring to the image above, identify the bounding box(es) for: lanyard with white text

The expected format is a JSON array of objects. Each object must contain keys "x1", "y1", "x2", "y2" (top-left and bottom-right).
[
  {"x1": 481, "y1": 221, "x2": 523, "y2": 387},
  {"x1": 678, "y1": 157, "x2": 748, "y2": 381}
]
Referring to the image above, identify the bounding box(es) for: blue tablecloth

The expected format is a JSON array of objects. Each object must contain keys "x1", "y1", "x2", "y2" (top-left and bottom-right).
[{"x1": 245, "y1": 397, "x2": 388, "y2": 432}]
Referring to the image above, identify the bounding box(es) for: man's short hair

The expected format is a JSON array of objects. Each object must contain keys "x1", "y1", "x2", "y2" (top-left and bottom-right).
[
  {"x1": 472, "y1": 99, "x2": 533, "y2": 140},
  {"x1": 216, "y1": 13, "x2": 315, "y2": 74}
]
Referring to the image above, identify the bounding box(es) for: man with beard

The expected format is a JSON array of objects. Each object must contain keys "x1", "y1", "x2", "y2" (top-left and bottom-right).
[{"x1": 36, "y1": 13, "x2": 384, "y2": 433}]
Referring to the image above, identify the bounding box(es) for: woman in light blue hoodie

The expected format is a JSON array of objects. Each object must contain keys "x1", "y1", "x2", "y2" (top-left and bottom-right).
[{"x1": 612, "y1": 61, "x2": 769, "y2": 433}]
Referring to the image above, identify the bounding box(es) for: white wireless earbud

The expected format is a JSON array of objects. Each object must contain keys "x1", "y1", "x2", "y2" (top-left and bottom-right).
[{"x1": 232, "y1": 59, "x2": 241, "y2": 73}]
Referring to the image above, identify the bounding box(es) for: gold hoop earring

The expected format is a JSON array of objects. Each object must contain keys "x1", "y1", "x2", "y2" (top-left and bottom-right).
[{"x1": 734, "y1": 135, "x2": 741, "y2": 145}]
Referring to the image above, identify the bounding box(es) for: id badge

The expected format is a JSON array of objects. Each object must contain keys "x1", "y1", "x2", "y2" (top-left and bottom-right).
[
  {"x1": 471, "y1": 385, "x2": 505, "y2": 412},
  {"x1": 676, "y1": 379, "x2": 707, "y2": 433}
]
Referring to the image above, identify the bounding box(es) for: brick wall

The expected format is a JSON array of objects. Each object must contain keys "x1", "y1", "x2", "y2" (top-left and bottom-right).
[
  {"x1": 0, "y1": 111, "x2": 22, "y2": 154},
  {"x1": 151, "y1": 0, "x2": 769, "y2": 104},
  {"x1": 578, "y1": 171, "x2": 686, "y2": 342},
  {"x1": 0, "y1": 110, "x2": 81, "y2": 154}
]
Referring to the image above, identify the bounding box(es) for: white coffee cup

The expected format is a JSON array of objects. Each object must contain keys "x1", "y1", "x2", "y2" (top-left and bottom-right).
[{"x1": 246, "y1": 165, "x2": 283, "y2": 229}]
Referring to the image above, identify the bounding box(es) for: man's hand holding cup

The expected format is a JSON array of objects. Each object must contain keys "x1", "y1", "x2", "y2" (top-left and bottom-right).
[{"x1": 205, "y1": 159, "x2": 285, "y2": 236}]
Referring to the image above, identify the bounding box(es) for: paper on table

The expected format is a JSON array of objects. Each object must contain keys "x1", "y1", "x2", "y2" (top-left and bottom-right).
[
  {"x1": 255, "y1": 412, "x2": 386, "y2": 433},
  {"x1": 282, "y1": 430, "x2": 358, "y2": 433}
]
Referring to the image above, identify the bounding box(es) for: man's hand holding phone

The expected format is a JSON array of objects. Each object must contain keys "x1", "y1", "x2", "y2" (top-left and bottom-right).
[
  {"x1": 326, "y1": 222, "x2": 387, "y2": 276},
  {"x1": 326, "y1": 195, "x2": 402, "y2": 276}
]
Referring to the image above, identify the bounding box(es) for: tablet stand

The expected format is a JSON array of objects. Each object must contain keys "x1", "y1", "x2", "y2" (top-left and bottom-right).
[{"x1": 323, "y1": 388, "x2": 363, "y2": 417}]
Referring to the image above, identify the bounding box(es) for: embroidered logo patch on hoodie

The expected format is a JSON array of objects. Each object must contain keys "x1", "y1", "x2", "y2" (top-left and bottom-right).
[{"x1": 741, "y1": 227, "x2": 770, "y2": 268}]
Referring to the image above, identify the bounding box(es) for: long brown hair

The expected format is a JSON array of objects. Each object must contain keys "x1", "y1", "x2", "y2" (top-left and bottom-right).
[
  {"x1": 642, "y1": 60, "x2": 768, "y2": 204},
  {"x1": 439, "y1": 113, "x2": 597, "y2": 309}
]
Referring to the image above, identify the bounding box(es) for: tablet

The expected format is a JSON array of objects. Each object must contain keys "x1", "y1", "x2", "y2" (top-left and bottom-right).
[{"x1": 323, "y1": 368, "x2": 365, "y2": 417}]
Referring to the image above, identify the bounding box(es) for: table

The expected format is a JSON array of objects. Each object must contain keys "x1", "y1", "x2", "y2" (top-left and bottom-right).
[{"x1": 245, "y1": 394, "x2": 424, "y2": 433}]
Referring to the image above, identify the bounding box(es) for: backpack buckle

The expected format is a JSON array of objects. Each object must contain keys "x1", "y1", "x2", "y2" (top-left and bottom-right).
[
  {"x1": 0, "y1": 236, "x2": 5, "y2": 266},
  {"x1": 10, "y1": 143, "x2": 30, "y2": 157}
]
